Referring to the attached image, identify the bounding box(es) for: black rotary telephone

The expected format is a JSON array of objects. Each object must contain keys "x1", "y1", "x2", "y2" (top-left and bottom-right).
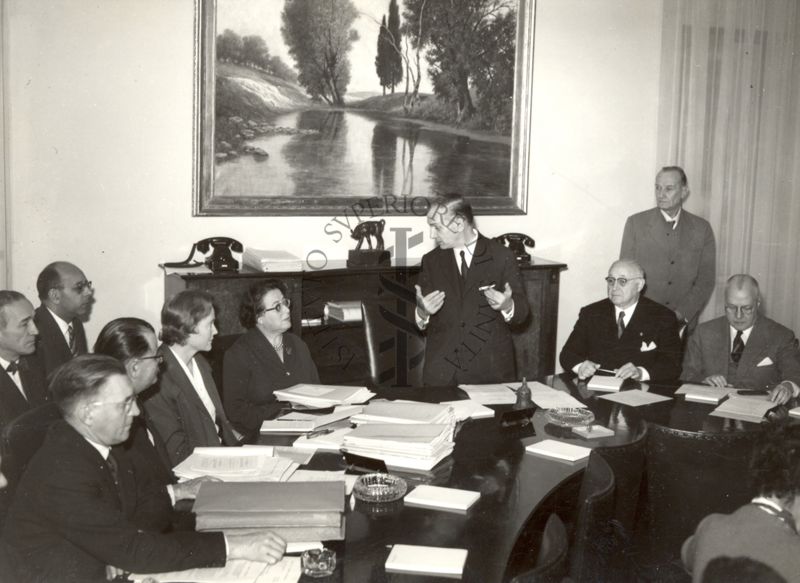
[
  {"x1": 494, "y1": 233, "x2": 535, "y2": 265},
  {"x1": 164, "y1": 237, "x2": 243, "y2": 273}
]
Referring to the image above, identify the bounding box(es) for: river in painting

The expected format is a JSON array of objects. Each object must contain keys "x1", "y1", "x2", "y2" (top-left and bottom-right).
[{"x1": 213, "y1": 109, "x2": 510, "y2": 199}]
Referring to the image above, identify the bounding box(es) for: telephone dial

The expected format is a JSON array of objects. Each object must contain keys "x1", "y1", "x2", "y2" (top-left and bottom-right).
[
  {"x1": 164, "y1": 237, "x2": 243, "y2": 273},
  {"x1": 494, "y1": 233, "x2": 535, "y2": 265}
]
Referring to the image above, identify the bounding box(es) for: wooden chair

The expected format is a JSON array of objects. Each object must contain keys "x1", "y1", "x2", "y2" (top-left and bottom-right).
[
  {"x1": 361, "y1": 300, "x2": 425, "y2": 387},
  {"x1": 1, "y1": 402, "x2": 62, "y2": 495},
  {"x1": 509, "y1": 513, "x2": 569, "y2": 583},
  {"x1": 568, "y1": 451, "x2": 616, "y2": 583}
]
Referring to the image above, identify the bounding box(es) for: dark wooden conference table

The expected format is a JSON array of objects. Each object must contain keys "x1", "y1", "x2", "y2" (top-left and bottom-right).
[{"x1": 256, "y1": 375, "x2": 767, "y2": 583}]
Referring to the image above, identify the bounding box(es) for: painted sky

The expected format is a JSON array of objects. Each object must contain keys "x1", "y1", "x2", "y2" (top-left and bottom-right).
[{"x1": 216, "y1": 0, "x2": 433, "y2": 95}]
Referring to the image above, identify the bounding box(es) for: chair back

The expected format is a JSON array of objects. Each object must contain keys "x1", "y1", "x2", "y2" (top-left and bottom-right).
[
  {"x1": 509, "y1": 513, "x2": 569, "y2": 583},
  {"x1": 361, "y1": 301, "x2": 425, "y2": 387},
  {"x1": 207, "y1": 333, "x2": 242, "y2": 397},
  {"x1": 637, "y1": 424, "x2": 762, "y2": 561},
  {"x1": 1, "y1": 402, "x2": 62, "y2": 492},
  {"x1": 569, "y1": 451, "x2": 616, "y2": 583}
]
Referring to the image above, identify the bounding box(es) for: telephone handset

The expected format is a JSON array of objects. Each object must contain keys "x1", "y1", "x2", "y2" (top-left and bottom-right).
[
  {"x1": 495, "y1": 232, "x2": 535, "y2": 265},
  {"x1": 164, "y1": 237, "x2": 243, "y2": 273}
]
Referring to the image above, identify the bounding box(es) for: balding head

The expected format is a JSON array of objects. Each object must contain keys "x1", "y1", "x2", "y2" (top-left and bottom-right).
[
  {"x1": 36, "y1": 261, "x2": 93, "y2": 321},
  {"x1": 607, "y1": 259, "x2": 646, "y2": 308},
  {"x1": 724, "y1": 274, "x2": 761, "y2": 331}
]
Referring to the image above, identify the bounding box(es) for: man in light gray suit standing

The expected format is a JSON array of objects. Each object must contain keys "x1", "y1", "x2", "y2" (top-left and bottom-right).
[{"x1": 620, "y1": 166, "x2": 716, "y2": 330}]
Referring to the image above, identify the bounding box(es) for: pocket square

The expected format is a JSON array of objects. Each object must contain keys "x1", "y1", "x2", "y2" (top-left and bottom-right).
[
  {"x1": 640, "y1": 341, "x2": 657, "y2": 352},
  {"x1": 757, "y1": 356, "x2": 774, "y2": 367}
]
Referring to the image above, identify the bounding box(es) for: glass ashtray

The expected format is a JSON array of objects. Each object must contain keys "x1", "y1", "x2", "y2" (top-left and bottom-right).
[
  {"x1": 352, "y1": 473, "x2": 407, "y2": 503},
  {"x1": 545, "y1": 407, "x2": 596, "y2": 427}
]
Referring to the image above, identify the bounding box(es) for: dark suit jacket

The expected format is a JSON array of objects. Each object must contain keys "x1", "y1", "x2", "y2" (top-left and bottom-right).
[
  {"x1": 620, "y1": 208, "x2": 715, "y2": 326},
  {"x1": 115, "y1": 416, "x2": 175, "y2": 491},
  {"x1": 32, "y1": 306, "x2": 87, "y2": 379},
  {"x1": 0, "y1": 355, "x2": 47, "y2": 431},
  {"x1": 681, "y1": 316, "x2": 800, "y2": 389},
  {"x1": 223, "y1": 329, "x2": 319, "y2": 438},
  {"x1": 142, "y1": 345, "x2": 238, "y2": 467},
  {"x1": 418, "y1": 235, "x2": 530, "y2": 385},
  {"x1": 560, "y1": 296, "x2": 682, "y2": 382},
  {"x1": 3, "y1": 421, "x2": 225, "y2": 583}
]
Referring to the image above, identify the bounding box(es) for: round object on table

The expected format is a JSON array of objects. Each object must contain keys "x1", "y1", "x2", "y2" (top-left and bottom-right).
[
  {"x1": 353, "y1": 473, "x2": 408, "y2": 503},
  {"x1": 545, "y1": 407, "x2": 596, "y2": 427}
]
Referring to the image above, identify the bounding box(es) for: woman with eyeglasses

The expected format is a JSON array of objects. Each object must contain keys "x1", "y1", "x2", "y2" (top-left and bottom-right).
[
  {"x1": 142, "y1": 290, "x2": 240, "y2": 467},
  {"x1": 223, "y1": 280, "x2": 319, "y2": 439}
]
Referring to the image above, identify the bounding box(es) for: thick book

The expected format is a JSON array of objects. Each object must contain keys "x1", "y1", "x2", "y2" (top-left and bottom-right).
[
  {"x1": 675, "y1": 383, "x2": 734, "y2": 404},
  {"x1": 586, "y1": 375, "x2": 624, "y2": 392},
  {"x1": 196, "y1": 508, "x2": 343, "y2": 529},
  {"x1": 385, "y1": 544, "x2": 468, "y2": 579},
  {"x1": 709, "y1": 396, "x2": 778, "y2": 423},
  {"x1": 194, "y1": 481, "x2": 344, "y2": 517},
  {"x1": 324, "y1": 300, "x2": 362, "y2": 322},
  {"x1": 525, "y1": 439, "x2": 591, "y2": 462},
  {"x1": 403, "y1": 485, "x2": 480, "y2": 513},
  {"x1": 212, "y1": 519, "x2": 346, "y2": 542}
]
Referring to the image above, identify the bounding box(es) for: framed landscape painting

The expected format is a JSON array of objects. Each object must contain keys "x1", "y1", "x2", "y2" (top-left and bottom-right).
[{"x1": 193, "y1": 0, "x2": 535, "y2": 216}]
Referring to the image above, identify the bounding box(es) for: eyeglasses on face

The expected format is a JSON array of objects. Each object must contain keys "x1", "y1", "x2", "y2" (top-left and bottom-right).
[
  {"x1": 725, "y1": 304, "x2": 756, "y2": 316},
  {"x1": 605, "y1": 276, "x2": 643, "y2": 287},
  {"x1": 138, "y1": 354, "x2": 164, "y2": 365},
  {"x1": 58, "y1": 280, "x2": 93, "y2": 294},
  {"x1": 263, "y1": 298, "x2": 291, "y2": 313},
  {"x1": 91, "y1": 395, "x2": 137, "y2": 414}
]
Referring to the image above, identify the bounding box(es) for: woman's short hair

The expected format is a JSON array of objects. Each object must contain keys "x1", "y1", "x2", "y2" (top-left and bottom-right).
[
  {"x1": 160, "y1": 290, "x2": 215, "y2": 346},
  {"x1": 239, "y1": 279, "x2": 288, "y2": 329},
  {"x1": 94, "y1": 317, "x2": 155, "y2": 363},
  {"x1": 750, "y1": 423, "x2": 800, "y2": 500},
  {"x1": 50, "y1": 354, "x2": 127, "y2": 417}
]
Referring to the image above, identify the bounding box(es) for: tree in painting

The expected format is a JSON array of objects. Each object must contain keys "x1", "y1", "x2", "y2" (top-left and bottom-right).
[{"x1": 281, "y1": 0, "x2": 360, "y2": 106}]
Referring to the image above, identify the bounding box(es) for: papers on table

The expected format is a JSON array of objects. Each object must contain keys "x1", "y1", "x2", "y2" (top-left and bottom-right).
[
  {"x1": 173, "y1": 447, "x2": 297, "y2": 482},
  {"x1": 525, "y1": 439, "x2": 592, "y2": 463},
  {"x1": 526, "y1": 381, "x2": 587, "y2": 409},
  {"x1": 385, "y1": 544, "x2": 468, "y2": 579},
  {"x1": 342, "y1": 423, "x2": 455, "y2": 471},
  {"x1": 260, "y1": 405, "x2": 362, "y2": 433},
  {"x1": 572, "y1": 425, "x2": 615, "y2": 439},
  {"x1": 459, "y1": 384, "x2": 517, "y2": 405},
  {"x1": 598, "y1": 390, "x2": 672, "y2": 407},
  {"x1": 587, "y1": 375, "x2": 624, "y2": 392},
  {"x1": 292, "y1": 427, "x2": 353, "y2": 452},
  {"x1": 709, "y1": 395, "x2": 778, "y2": 423},
  {"x1": 675, "y1": 383, "x2": 735, "y2": 404},
  {"x1": 288, "y1": 470, "x2": 357, "y2": 496},
  {"x1": 274, "y1": 384, "x2": 375, "y2": 408},
  {"x1": 130, "y1": 556, "x2": 301, "y2": 583},
  {"x1": 404, "y1": 485, "x2": 480, "y2": 513},
  {"x1": 441, "y1": 399, "x2": 495, "y2": 421},
  {"x1": 351, "y1": 400, "x2": 455, "y2": 425}
]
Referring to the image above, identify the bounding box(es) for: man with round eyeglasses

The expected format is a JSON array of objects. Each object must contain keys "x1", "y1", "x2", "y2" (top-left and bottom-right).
[
  {"x1": 560, "y1": 259, "x2": 683, "y2": 383},
  {"x1": 33, "y1": 261, "x2": 95, "y2": 377},
  {"x1": 682, "y1": 274, "x2": 800, "y2": 404}
]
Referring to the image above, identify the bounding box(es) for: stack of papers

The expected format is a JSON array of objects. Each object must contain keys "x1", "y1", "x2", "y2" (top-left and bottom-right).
[
  {"x1": 130, "y1": 557, "x2": 301, "y2": 583},
  {"x1": 526, "y1": 439, "x2": 592, "y2": 462},
  {"x1": 288, "y1": 470, "x2": 357, "y2": 496},
  {"x1": 709, "y1": 395, "x2": 778, "y2": 423},
  {"x1": 385, "y1": 545, "x2": 468, "y2": 578},
  {"x1": 324, "y1": 300, "x2": 362, "y2": 323},
  {"x1": 459, "y1": 384, "x2": 517, "y2": 405},
  {"x1": 292, "y1": 427, "x2": 353, "y2": 452},
  {"x1": 587, "y1": 376, "x2": 624, "y2": 392},
  {"x1": 342, "y1": 423, "x2": 455, "y2": 471},
  {"x1": 404, "y1": 485, "x2": 480, "y2": 513},
  {"x1": 194, "y1": 481, "x2": 346, "y2": 542},
  {"x1": 675, "y1": 383, "x2": 735, "y2": 404},
  {"x1": 526, "y1": 381, "x2": 587, "y2": 409},
  {"x1": 274, "y1": 384, "x2": 375, "y2": 408},
  {"x1": 242, "y1": 248, "x2": 303, "y2": 272},
  {"x1": 441, "y1": 399, "x2": 495, "y2": 421},
  {"x1": 350, "y1": 400, "x2": 456, "y2": 426},
  {"x1": 260, "y1": 405, "x2": 362, "y2": 433},
  {"x1": 173, "y1": 447, "x2": 298, "y2": 482}
]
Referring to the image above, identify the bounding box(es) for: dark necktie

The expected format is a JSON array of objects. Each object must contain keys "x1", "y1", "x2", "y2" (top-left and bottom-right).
[
  {"x1": 6, "y1": 361, "x2": 18, "y2": 375},
  {"x1": 106, "y1": 452, "x2": 120, "y2": 490},
  {"x1": 460, "y1": 250, "x2": 469, "y2": 284},
  {"x1": 68, "y1": 323, "x2": 77, "y2": 356},
  {"x1": 617, "y1": 311, "x2": 626, "y2": 339},
  {"x1": 731, "y1": 330, "x2": 745, "y2": 363}
]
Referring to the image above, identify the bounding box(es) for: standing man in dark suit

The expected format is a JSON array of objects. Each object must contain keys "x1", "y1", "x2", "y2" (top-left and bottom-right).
[
  {"x1": 33, "y1": 261, "x2": 94, "y2": 377},
  {"x1": 0, "y1": 291, "x2": 47, "y2": 431},
  {"x1": 560, "y1": 259, "x2": 682, "y2": 382},
  {"x1": 2, "y1": 355, "x2": 285, "y2": 583},
  {"x1": 414, "y1": 193, "x2": 529, "y2": 385},
  {"x1": 620, "y1": 166, "x2": 716, "y2": 329},
  {"x1": 682, "y1": 274, "x2": 800, "y2": 404}
]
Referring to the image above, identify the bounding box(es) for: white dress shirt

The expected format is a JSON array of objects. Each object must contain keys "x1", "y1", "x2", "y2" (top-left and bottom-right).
[{"x1": 0, "y1": 355, "x2": 27, "y2": 399}]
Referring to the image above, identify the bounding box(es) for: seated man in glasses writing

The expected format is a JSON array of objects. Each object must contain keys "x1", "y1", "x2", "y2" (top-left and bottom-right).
[
  {"x1": 560, "y1": 259, "x2": 683, "y2": 383},
  {"x1": 681, "y1": 274, "x2": 800, "y2": 404}
]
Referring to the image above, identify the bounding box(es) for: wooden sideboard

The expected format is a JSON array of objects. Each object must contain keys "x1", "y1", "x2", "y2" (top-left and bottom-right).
[{"x1": 164, "y1": 257, "x2": 566, "y2": 385}]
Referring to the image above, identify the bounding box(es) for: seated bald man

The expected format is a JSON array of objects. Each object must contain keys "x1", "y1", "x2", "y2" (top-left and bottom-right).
[
  {"x1": 3, "y1": 355, "x2": 285, "y2": 583},
  {"x1": 560, "y1": 259, "x2": 683, "y2": 383},
  {"x1": 682, "y1": 274, "x2": 800, "y2": 404}
]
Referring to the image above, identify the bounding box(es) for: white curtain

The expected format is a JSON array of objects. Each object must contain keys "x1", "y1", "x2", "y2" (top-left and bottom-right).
[
  {"x1": 658, "y1": 0, "x2": 800, "y2": 334},
  {"x1": 0, "y1": 0, "x2": 7, "y2": 290}
]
